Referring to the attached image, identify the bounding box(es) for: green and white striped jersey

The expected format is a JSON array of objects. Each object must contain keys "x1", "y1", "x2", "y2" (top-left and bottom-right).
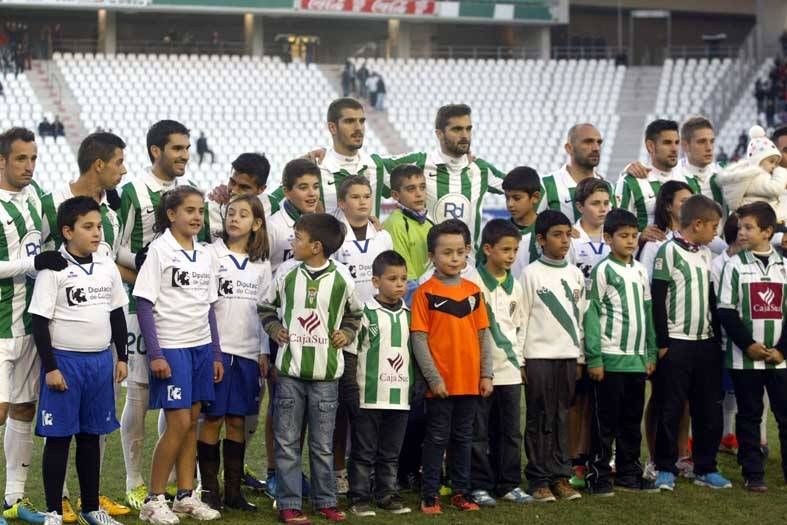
[
  {"x1": 717, "y1": 250, "x2": 787, "y2": 370},
  {"x1": 354, "y1": 298, "x2": 412, "y2": 410},
  {"x1": 0, "y1": 186, "x2": 44, "y2": 338},
  {"x1": 262, "y1": 260, "x2": 362, "y2": 381},
  {"x1": 584, "y1": 255, "x2": 657, "y2": 372},
  {"x1": 538, "y1": 165, "x2": 616, "y2": 222},
  {"x1": 384, "y1": 149, "x2": 505, "y2": 252},
  {"x1": 652, "y1": 237, "x2": 714, "y2": 341},
  {"x1": 41, "y1": 183, "x2": 120, "y2": 258},
  {"x1": 615, "y1": 168, "x2": 701, "y2": 230}
]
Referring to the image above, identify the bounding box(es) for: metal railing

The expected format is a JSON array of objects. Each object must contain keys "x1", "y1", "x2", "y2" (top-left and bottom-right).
[{"x1": 665, "y1": 45, "x2": 741, "y2": 60}]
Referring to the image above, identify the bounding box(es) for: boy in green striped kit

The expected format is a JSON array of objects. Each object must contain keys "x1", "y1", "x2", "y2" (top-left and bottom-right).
[
  {"x1": 469, "y1": 219, "x2": 530, "y2": 505},
  {"x1": 258, "y1": 213, "x2": 362, "y2": 524},
  {"x1": 717, "y1": 201, "x2": 787, "y2": 492},
  {"x1": 345, "y1": 251, "x2": 413, "y2": 517},
  {"x1": 584, "y1": 209, "x2": 657, "y2": 496},
  {"x1": 651, "y1": 194, "x2": 729, "y2": 491}
]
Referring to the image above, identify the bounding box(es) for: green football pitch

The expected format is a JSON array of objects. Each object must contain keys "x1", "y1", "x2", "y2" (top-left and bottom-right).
[{"x1": 1, "y1": 391, "x2": 785, "y2": 525}]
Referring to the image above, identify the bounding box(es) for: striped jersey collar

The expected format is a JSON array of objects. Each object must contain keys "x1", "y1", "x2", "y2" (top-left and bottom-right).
[
  {"x1": 740, "y1": 249, "x2": 783, "y2": 267},
  {"x1": 606, "y1": 253, "x2": 636, "y2": 267},
  {"x1": 680, "y1": 160, "x2": 718, "y2": 183},
  {"x1": 428, "y1": 148, "x2": 469, "y2": 170},
  {"x1": 646, "y1": 165, "x2": 675, "y2": 182},
  {"x1": 539, "y1": 255, "x2": 568, "y2": 268},
  {"x1": 477, "y1": 264, "x2": 514, "y2": 294},
  {"x1": 143, "y1": 167, "x2": 180, "y2": 193},
  {"x1": 510, "y1": 218, "x2": 534, "y2": 234},
  {"x1": 0, "y1": 186, "x2": 30, "y2": 204},
  {"x1": 59, "y1": 180, "x2": 110, "y2": 207},
  {"x1": 322, "y1": 148, "x2": 374, "y2": 173},
  {"x1": 672, "y1": 231, "x2": 701, "y2": 253},
  {"x1": 366, "y1": 296, "x2": 409, "y2": 312},
  {"x1": 554, "y1": 163, "x2": 604, "y2": 185}
]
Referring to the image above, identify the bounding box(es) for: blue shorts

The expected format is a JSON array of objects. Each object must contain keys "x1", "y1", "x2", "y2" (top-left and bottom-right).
[
  {"x1": 36, "y1": 349, "x2": 118, "y2": 438},
  {"x1": 204, "y1": 353, "x2": 261, "y2": 418},
  {"x1": 149, "y1": 344, "x2": 215, "y2": 410}
]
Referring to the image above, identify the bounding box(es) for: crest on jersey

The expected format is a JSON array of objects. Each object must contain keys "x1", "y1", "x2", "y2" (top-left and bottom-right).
[
  {"x1": 369, "y1": 324, "x2": 379, "y2": 338},
  {"x1": 297, "y1": 312, "x2": 321, "y2": 335},
  {"x1": 307, "y1": 286, "x2": 318, "y2": 303},
  {"x1": 750, "y1": 282, "x2": 783, "y2": 320},
  {"x1": 218, "y1": 278, "x2": 234, "y2": 297},
  {"x1": 171, "y1": 268, "x2": 190, "y2": 287},
  {"x1": 387, "y1": 353, "x2": 405, "y2": 373},
  {"x1": 65, "y1": 286, "x2": 88, "y2": 306},
  {"x1": 433, "y1": 194, "x2": 471, "y2": 223},
  {"x1": 467, "y1": 295, "x2": 476, "y2": 311}
]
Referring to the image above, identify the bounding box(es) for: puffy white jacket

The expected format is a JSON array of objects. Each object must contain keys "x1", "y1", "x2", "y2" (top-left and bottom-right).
[{"x1": 716, "y1": 161, "x2": 787, "y2": 220}]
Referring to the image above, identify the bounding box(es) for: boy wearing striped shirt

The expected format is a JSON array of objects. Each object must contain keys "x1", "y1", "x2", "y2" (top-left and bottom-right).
[
  {"x1": 258, "y1": 213, "x2": 362, "y2": 524},
  {"x1": 651, "y1": 194, "x2": 730, "y2": 491},
  {"x1": 584, "y1": 209, "x2": 657, "y2": 496},
  {"x1": 717, "y1": 202, "x2": 787, "y2": 492},
  {"x1": 469, "y1": 220, "x2": 530, "y2": 505},
  {"x1": 345, "y1": 251, "x2": 412, "y2": 517}
]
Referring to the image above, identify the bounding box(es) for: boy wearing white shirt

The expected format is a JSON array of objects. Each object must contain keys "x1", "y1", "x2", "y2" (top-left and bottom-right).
[{"x1": 29, "y1": 197, "x2": 128, "y2": 525}]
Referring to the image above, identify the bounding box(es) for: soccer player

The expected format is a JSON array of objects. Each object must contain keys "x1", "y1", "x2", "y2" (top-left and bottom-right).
[
  {"x1": 616, "y1": 119, "x2": 701, "y2": 233},
  {"x1": 651, "y1": 195, "x2": 730, "y2": 491},
  {"x1": 0, "y1": 127, "x2": 67, "y2": 524},
  {"x1": 584, "y1": 208, "x2": 657, "y2": 495},
  {"x1": 539, "y1": 123, "x2": 616, "y2": 221},
  {"x1": 258, "y1": 213, "x2": 362, "y2": 524},
  {"x1": 117, "y1": 120, "x2": 198, "y2": 510},
  {"x1": 717, "y1": 202, "x2": 787, "y2": 492},
  {"x1": 677, "y1": 116, "x2": 726, "y2": 209},
  {"x1": 30, "y1": 197, "x2": 129, "y2": 525}
]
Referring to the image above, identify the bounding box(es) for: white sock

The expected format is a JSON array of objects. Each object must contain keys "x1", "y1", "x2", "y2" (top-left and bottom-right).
[
  {"x1": 761, "y1": 391, "x2": 770, "y2": 444},
  {"x1": 245, "y1": 414, "x2": 259, "y2": 446},
  {"x1": 723, "y1": 392, "x2": 737, "y2": 436},
  {"x1": 120, "y1": 383, "x2": 148, "y2": 492},
  {"x1": 4, "y1": 418, "x2": 33, "y2": 506}
]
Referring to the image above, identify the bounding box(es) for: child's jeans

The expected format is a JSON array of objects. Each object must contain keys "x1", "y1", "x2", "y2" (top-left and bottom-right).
[
  {"x1": 421, "y1": 395, "x2": 477, "y2": 500},
  {"x1": 273, "y1": 376, "x2": 339, "y2": 510}
]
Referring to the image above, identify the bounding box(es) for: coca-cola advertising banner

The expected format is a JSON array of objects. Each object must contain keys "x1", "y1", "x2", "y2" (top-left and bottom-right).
[{"x1": 299, "y1": 0, "x2": 436, "y2": 16}]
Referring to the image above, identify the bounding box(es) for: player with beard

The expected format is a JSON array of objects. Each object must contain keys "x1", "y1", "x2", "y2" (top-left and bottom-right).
[{"x1": 539, "y1": 123, "x2": 616, "y2": 222}]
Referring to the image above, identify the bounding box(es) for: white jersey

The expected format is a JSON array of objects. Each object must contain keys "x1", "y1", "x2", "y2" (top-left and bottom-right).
[
  {"x1": 334, "y1": 219, "x2": 393, "y2": 303},
  {"x1": 41, "y1": 182, "x2": 120, "y2": 258},
  {"x1": 208, "y1": 239, "x2": 271, "y2": 360},
  {"x1": 568, "y1": 219, "x2": 610, "y2": 290},
  {"x1": 29, "y1": 246, "x2": 127, "y2": 352},
  {"x1": 266, "y1": 204, "x2": 299, "y2": 273},
  {"x1": 0, "y1": 186, "x2": 44, "y2": 338},
  {"x1": 615, "y1": 167, "x2": 700, "y2": 230},
  {"x1": 639, "y1": 232, "x2": 673, "y2": 281},
  {"x1": 539, "y1": 164, "x2": 613, "y2": 222},
  {"x1": 132, "y1": 228, "x2": 217, "y2": 348},
  {"x1": 711, "y1": 250, "x2": 732, "y2": 293}
]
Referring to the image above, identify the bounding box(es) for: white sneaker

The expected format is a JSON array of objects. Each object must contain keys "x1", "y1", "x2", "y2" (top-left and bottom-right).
[
  {"x1": 172, "y1": 495, "x2": 221, "y2": 521},
  {"x1": 335, "y1": 469, "x2": 349, "y2": 495},
  {"x1": 80, "y1": 510, "x2": 123, "y2": 525},
  {"x1": 643, "y1": 459, "x2": 657, "y2": 481},
  {"x1": 43, "y1": 512, "x2": 63, "y2": 525},
  {"x1": 676, "y1": 456, "x2": 695, "y2": 479},
  {"x1": 139, "y1": 495, "x2": 179, "y2": 525}
]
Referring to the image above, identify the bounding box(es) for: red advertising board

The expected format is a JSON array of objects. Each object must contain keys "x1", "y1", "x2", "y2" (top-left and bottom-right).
[{"x1": 299, "y1": 0, "x2": 436, "y2": 15}]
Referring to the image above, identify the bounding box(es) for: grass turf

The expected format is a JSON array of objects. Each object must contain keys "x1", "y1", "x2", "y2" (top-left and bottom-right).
[{"x1": 1, "y1": 390, "x2": 785, "y2": 525}]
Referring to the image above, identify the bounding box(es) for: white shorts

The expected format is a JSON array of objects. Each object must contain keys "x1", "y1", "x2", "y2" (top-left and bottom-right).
[
  {"x1": 125, "y1": 312, "x2": 149, "y2": 386},
  {"x1": 0, "y1": 335, "x2": 40, "y2": 405}
]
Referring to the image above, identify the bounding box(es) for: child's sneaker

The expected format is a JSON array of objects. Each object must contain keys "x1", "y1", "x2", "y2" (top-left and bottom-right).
[
  {"x1": 500, "y1": 488, "x2": 533, "y2": 504},
  {"x1": 61, "y1": 498, "x2": 77, "y2": 523},
  {"x1": 139, "y1": 495, "x2": 179, "y2": 525},
  {"x1": 694, "y1": 472, "x2": 732, "y2": 489},
  {"x1": 278, "y1": 509, "x2": 311, "y2": 524},
  {"x1": 587, "y1": 483, "x2": 615, "y2": 497},
  {"x1": 349, "y1": 503, "x2": 376, "y2": 517},
  {"x1": 316, "y1": 507, "x2": 346, "y2": 522},
  {"x1": 3, "y1": 498, "x2": 48, "y2": 523},
  {"x1": 569, "y1": 465, "x2": 587, "y2": 489},
  {"x1": 376, "y1": 495, "x2": 411, "y2": 514},
  {"x1": 529, "y1": 487, "x2": 556, "y2": 503},
  {"x1": 719, "y1": 433, "x2": 738, "y2": 454},
  {"x1": 468, "y1": 490, "x2": 496, "y2": 507},
  {"x1": 78, "y1": 510, "x2": 124, "y2": 525},
  {"x1": 550, "y1": 479, "x2": 581, "y2": 501},
  {"x1": 744, "y1": 478, "x2": 768, "y2": 493},
  {"x1": 334, "y1": 470, "x2": 349, "y2": 496},
  {"x1": 614, "y1": 477, "x2": 659, "y2": 493},
  {"x1": 242, "y1": 465, "x2": 268, "y2": 492},
  {"x1": 438, "y1": 484, "x2": 452, "y2": 497},
  {"x1": 172, "y1": 494, "x2": 221, "y2": 520},
  {"x1": 42, "y1": 512, "x2": 62, "y2": 525},
  {"x1": 676, "y1": 457, "x2": 694, "y2": 479},
  {"x1": 126, "y1": 485, "x2": 148, "y2": 511},
  {"x1": 643, "y1": 460, "x2": 657, "y2": 481},
  {"x1": 264, "y1": 472, "x2": 278, "y2": 500},
  {"x1": 655, "y1": 471, "x2": 675, "y2": 492},
  {"x1": 96, "y1": 496, "x2": 130, "y2": 517},
  {"x1": 420, "y1": 497, "x2": 442, "y2": 515},
  {"x1": 450, "y1": 494, "x2": 479, "y2": 511}
]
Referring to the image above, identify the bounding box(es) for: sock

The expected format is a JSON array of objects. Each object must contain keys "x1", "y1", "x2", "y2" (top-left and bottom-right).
[
  {"x1": 176, "y1": 489, "x2": 192, "y2": 500},
  {"x1": 244, "y1": 414, "x2": 259, "y2": 447},
  {"x1": 75, "y1": 434, "x2": 100, "y2": 513},
  {"x1": 157, "y1": 410, "x2": 177, "y2": 486},
  {"x1": 43, "y1": 436, "x2": 71, "y2": 514},
  {"x1": 761, "y1": 392, "x2": 770, "y2": 444},
  {"x1": 723, "y1": 392, "x2": 737, "y2": 436},
  {"x1": 120, "y1": 382, "x2": 149, "y2": 491},
  {"x1": 99, "y1": 434, "x2": 107, "y2": 475},
  {"x1": 4, "y1": 418, "x2": 33, "y2": 506},
  {"x1": 61, "y1": 451, "x2": 71, "y2": 499}
]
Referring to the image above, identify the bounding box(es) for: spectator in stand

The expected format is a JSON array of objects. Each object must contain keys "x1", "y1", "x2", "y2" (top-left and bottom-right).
[
  {"x1": 52, "y1": 116, "x2": 65, "y2": 138},
  {"x1": 755, "y1": 79, "x2": 766, "y2": 114},
  {"x1": 197, "y1": 131, "x2": 216, "y2": 166},
  {"x1": 375, "y1": 73, "x2": 386, "y2": 111},
  {"x1": 716, "y1": 147, "x2": 729, "y2": 167},
  {"x1": 366, "y1": 71, "x2": 379, "y2": 109},
  {"x1": 357, "y1": 61, "x2": 369, "y2": 99},
  {"x1": 38, "y1": 117, "x2": 53, "y2": 138},
  {"x1": 341, "y1": 60, "x2": 355, "y2": 97},
  {"x1": 14, "y1": 43, "x2": 24, "y2": 77},
  {"x1": 734, "y1": 129, "x2": 748, "y2": 158}
]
